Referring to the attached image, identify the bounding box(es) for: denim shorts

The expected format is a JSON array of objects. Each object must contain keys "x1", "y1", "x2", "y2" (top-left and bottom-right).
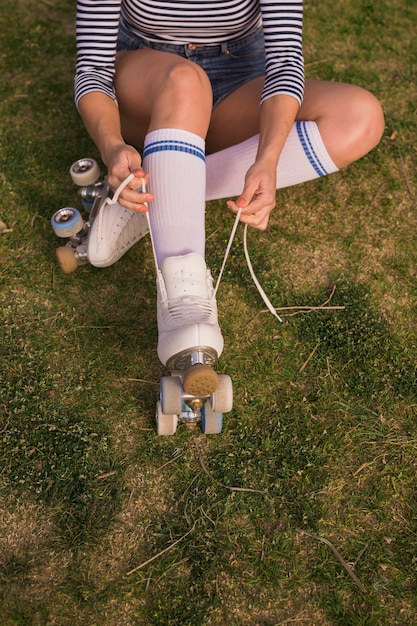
[{"x1": 116, "y1": 20, "x2": 266, "y2": 108}]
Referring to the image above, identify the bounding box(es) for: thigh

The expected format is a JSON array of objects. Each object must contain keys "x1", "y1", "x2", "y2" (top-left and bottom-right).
[
  {"x1": 207, "y1": 76, "x2": 355, "y2": 153},
  {"x1": 207, "y1": 76, "x2": 381, "y2": 155},
  {"x1": 115, "y1": 48, "x2": 212, "y2": 147},
  {"x1": 207, "y1": 76, "x2": 264, "y2": 153},
  {"x1": 298, "y1": 78, "x2": 369, "y2": 121}
]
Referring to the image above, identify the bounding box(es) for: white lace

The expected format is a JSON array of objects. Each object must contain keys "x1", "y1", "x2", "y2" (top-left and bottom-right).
[
  {"x1": 96, "y1": 172, "x2": 135, "y2": 245},
  {"x1": 213, "y1": 210, "x2": 283, "y2": 323},
  {"x1": 113, "y1": 174, "x2": 283, "y2": 323}
]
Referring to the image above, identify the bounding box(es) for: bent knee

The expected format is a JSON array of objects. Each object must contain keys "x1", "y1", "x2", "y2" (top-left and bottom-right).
[
  {"x1": 164, "y1": 60, "x2": 212, "y2": 101},
  {"x1": 328, "y1": 87, "x2": 385, "y2": 167},
  {"x1": 358, "y1": 89, "x2": 385, "y2": 151}
]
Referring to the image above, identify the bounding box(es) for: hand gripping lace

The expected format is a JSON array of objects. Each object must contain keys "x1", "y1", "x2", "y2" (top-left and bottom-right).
[{"x1": 112, "y1": 174, "x2": 283, "y2": 323}]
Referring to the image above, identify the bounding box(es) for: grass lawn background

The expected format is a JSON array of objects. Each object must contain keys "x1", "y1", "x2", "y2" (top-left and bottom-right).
[{"x1": 1, "y1": 0, "x2": 417, "y2": 624}]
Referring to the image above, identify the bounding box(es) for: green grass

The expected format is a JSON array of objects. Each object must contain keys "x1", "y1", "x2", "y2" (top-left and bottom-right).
[{"x1": 1, "y1": 0, "x2": 417, "y2": 624}]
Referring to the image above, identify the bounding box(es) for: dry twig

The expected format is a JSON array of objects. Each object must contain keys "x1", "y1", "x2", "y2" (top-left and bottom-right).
[
  {"x1": 156, "y1": 452, "x2": 183, "y2": 472},
  {"x1": 195, "y1": 439, "x2": 274, "y2": 506},
  {"x1": 126, "y1": 524, "x2": 195, "y2": 576},
  {"x1": 299, "y1": 340, "x2": 320, "y2": 373},
  {"x1": 395, "y1": 142, "x2": 414, "y2": 196},
  {"x1": 297, "y1": 528, "x2": 367, "y2": 593},
  {"x1": 127, "y1": 377, "x2": 160, "y2": 386},
  {"x1": 276, "y1": 284, "x2": 345, "y2": 318}
]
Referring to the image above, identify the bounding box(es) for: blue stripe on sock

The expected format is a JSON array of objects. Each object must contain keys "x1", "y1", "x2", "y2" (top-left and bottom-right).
[
  {"x1": 296, "y1": 121, "x2": 327, "y2": 177},
  {"x1": 143, "y1": 139, "x2": 206, "y2": 162}
]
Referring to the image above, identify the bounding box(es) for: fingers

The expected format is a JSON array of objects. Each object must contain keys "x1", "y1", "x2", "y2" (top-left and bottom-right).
[
  {"x1": 226, "y1": 164, "x2": 276, "y2": 230},
  {"x1": 106, "y1": 146, "x2": 154, "y2": 212},
  {"x1": 118, "y1": 174, "x2": 154, "y2": 212},
  {"x1": 108, "y1": 172, "x2": 153, "y2": 212},
  {"x1": 227, "y1": 190, "x2": 275, "y2": 231},
  {"x1": 227, "y1": 200, "x2": 270, "y2": 230},
  {"x1": 119, "y1": 192, "x2": 153, "y2": 213}
]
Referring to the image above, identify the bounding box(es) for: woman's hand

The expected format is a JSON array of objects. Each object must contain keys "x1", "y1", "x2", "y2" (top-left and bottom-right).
[
  {"x1": 226, "y1": 94, "x2": 299, "y2": 230},
  {"x1": 105, "y1": 143, "x2": 154, "y2": 212},
  {"x1": 226, "y1": 160, "x2": 277, "y2": 230},
  {"x1": 77, "y1": 93, "x2": 154, "y2": 212}
]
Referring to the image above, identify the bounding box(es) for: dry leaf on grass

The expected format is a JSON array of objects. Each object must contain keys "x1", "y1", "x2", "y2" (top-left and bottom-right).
[{"x1": 0, "y1": 219, "x2": 13, "y2": 233}]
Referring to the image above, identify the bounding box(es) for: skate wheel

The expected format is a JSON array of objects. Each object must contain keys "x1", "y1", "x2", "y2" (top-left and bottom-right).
[
  {"x1": 51, "y1": 207, "x2": 84, "y2": 238},
  {"x1": 201, "y1": 403, "x2": 223, "y2": 435},
  {"x1": 160, "y1": 376, "x2": 182, "y2": 415},
  {"x1": 211, "y1": 374, "x2": 233, "y2": 414},
  {"x1": 70, "y1": 158, "x2": 100, "y2": 186},
  {"x1": 56, "y1": 246, "x2": 78, "y2": 274},
  {"x1": 183, "y1": 364, "x2": 219, "y2": 397},
  {"x1": 156, "y1": 401, "x2": 178, "y2": 436}
]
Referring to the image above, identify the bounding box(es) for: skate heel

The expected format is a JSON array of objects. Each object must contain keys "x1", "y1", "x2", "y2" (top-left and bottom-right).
[
  {"x1": 171, "y1": 349, "x2": 219, "y2": 397},
  {"x1": 183, "y1": 363, "x2": 219, "y2": 397},
  {"x1": 157, "y1": 370, "x2": 233, "y2": 436}
]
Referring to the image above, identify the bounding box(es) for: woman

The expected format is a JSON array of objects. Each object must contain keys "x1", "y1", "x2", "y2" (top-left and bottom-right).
[{"x1": 75, "y1": 0, "x2": 384, "y2": 396}]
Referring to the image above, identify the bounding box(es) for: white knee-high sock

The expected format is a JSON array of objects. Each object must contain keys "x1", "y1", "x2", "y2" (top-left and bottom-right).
[
  {"x1": 205, "y1": 121, "x2": 338, "y2": 201},
  {"x1": 143, "y1": 128, "x2": 206, "y2": 267}
]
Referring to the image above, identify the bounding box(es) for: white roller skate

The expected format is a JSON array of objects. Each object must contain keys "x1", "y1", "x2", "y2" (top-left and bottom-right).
[
  {"x1": 51, "y1": 158, "x2": 148, "y2": 273},
  {"x1": 155, "y1": 252, "x2": 233, "y2": 436},
  {"x1": 53, "y1": 166, "x2": 234, "y2": 434}
]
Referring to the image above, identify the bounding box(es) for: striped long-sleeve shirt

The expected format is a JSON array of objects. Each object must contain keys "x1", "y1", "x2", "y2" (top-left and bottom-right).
[{"x1": 75, "y1": 0, "x2": 304, "y2": 107}]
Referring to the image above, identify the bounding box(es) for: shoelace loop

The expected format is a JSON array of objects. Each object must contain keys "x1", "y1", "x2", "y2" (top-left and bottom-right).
[{"x1": 213, "y1": 209, "x2": 283, "y2": 323}]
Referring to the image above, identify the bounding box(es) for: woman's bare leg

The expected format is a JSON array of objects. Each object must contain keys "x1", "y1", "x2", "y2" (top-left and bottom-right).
[
  {"x1": 208, "y1": 77, "x2": 384, "y2": 166},
  {"x1": 298, "y1": 79, "x2": 384, "y2": 167},
  {"x1": 205, "y1": 77, "x2": 384, "y2": 203},
  {"x1": 114, "y1": 46, "x2": 384, "y2": 168},
  {"x1": 114, "y1": 48, "x2": 213, "y2": 146}
]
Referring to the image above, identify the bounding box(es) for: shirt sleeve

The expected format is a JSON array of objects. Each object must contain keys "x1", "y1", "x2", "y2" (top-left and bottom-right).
[
  {"x1": 74, "y1": 1, "x2": 305, "y2": 109},
  {"x1": 260, "y1": 0, "x2": 304, "y2": 106},
  {"x1": 75, "y1": 0, "x2": 122, "y2": 107}
]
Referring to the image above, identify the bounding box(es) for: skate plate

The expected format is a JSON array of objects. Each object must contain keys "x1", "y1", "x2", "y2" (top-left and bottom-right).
[
  {"x1": 51, "y1": 158, "x2": 108, "y2": 274},
  {"x1": 156, "y1": 368, "x2": 233, "y2": 435}
]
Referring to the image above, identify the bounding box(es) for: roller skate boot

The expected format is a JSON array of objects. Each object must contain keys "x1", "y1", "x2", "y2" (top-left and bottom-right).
[
  {"x1": 155, "y1": 253, "x2": 233, "y2": 435},
  {"x1": 87, "y1": 198, "x2": 149, "y2": 268},
  {"x1": 51, "y1": 158, "x2": 148, "y2": 273}
]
